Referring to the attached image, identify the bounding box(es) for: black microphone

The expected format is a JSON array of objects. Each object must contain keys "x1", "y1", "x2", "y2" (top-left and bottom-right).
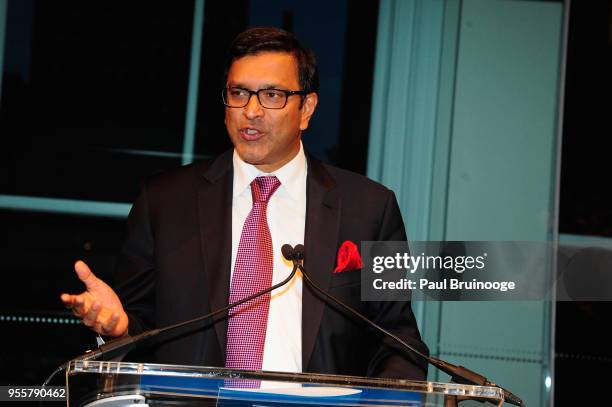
[
  {"x1": 285, "y1": 244, "x2": 524, "y2": 407},
  {"x1": 71, "y1": 261, "x2": 300, "y2": 363},
  {"x1": 281, "y1": 243, "x2": 297, "y2": 262},
  {"x1": 293, "y1": 244, "x2": 305, "y2": 261}
]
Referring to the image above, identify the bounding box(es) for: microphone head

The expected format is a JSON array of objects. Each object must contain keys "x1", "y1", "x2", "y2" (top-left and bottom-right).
[
  {"x1": 294, "y1": 244, "x2": 305, "y2": 261},
  {"x1": 281, "y1": 244, "x2": 295, "y2": 261}
]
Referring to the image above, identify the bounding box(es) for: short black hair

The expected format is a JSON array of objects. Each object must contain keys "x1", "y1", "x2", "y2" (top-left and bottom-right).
[{"x1": 225, "y1": 27, "x2": 319, "y2": 95}]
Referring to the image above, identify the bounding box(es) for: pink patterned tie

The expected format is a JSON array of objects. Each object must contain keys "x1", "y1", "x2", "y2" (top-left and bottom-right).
[{"x1": 226, "y1": 176, "x2": 281, "y2": 373}]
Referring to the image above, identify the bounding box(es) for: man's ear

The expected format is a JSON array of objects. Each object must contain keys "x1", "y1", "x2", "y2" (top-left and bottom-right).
[{"x1": 299, "y1": 93, "x2": 319, "y2": 131}]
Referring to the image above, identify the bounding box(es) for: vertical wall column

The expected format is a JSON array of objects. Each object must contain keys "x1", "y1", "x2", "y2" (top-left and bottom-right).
[
  {"x1": 0, "y1": 0, "x2": 8, "y2": 98},
  {"x1": 182, "y1": 0, "x2": 205, "y2": 165},
  {"x1": 367, "y1": 0, "x2": 445, "y2": 244},
  {"x1": 367, "y1": 0, "x2": 446, "y2": 336}
]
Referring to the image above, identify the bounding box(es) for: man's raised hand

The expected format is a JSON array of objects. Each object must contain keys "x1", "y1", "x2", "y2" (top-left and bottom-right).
[{"x1": 60, "y1": 260, "x2": 129, "y2": 337}]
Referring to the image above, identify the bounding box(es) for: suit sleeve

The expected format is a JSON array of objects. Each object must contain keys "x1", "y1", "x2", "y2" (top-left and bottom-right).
[
  {"x1": 365, "y1": 190, "x2": 430, "y2": 380},
  {"x1": 112, "y1": 183, "x2": 157, "y2": 335}
]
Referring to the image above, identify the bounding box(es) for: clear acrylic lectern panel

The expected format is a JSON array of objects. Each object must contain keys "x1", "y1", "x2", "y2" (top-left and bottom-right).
[{"x1": 66, "y1": 360, "x2": 504, "y2": 407}]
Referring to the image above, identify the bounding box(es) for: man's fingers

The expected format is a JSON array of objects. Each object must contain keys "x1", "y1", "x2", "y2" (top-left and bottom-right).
[
  {"x1": 82, "y1": 301, "x2": 101, "y2": 327},
  {"x1": 62, "y1": 294, "x2": 90, "y2": 317},
  {"x1": 60, "y1": 293, "x2": 74, "y2": 308},
  {"x1": 63, "y1": 261, "x2": 128, "y2": 337},
  {"x1": 72, "y1": 296, "x2": 86, "y2": 316},
  {"x1": 98, "y1": 313, "x2": 119, "y2": 336},
  {"x1": 74, "y1": 260, "x2": 99, "y2": 289}
]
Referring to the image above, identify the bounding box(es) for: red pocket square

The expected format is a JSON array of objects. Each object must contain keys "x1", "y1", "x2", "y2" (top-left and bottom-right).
[{"x1": 333, "y1": 241, "x2": 363, "y2": 273}]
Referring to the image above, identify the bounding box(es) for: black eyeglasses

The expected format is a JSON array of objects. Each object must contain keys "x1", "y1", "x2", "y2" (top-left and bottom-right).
[{"x1": 222, "y1": 87, "x2": 307, "y2": 109}]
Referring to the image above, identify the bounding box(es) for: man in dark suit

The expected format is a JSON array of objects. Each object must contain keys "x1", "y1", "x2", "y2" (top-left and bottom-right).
[{"x1": 61, "y1": 27, "x2": 428, "y2": 380}]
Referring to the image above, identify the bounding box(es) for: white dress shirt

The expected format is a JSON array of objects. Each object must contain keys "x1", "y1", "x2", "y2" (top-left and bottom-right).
[{"x1": 231, "y1": 142, "x2": 307, "y2": 374}]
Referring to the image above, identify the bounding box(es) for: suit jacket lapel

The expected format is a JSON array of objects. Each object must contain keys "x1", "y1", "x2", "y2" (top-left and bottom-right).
[
  {"x1": 302, "y1": 156, "x2": 341, "y2": 370},
  {"x1": 198, "y1": 149, "x2": 234, "y2": 359}
]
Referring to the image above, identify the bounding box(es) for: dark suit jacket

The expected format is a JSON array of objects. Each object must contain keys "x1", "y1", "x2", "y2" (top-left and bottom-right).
[{"x1": 114, "y1": 149, "x2": 428, "y2": 380}]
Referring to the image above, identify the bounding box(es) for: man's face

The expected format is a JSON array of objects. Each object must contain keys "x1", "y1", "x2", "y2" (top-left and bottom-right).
[{"x1": 225, "y1": 52, "x2": 318, "y2": 173}]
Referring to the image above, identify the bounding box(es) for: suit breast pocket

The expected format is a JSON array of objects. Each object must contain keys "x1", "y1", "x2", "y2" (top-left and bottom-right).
[
  {"x1": 329, "y1": 269, "x2": 361, "y2": 289},
  {"x1": 327, "y1": 269, "x2": 365, "y2": 312}
]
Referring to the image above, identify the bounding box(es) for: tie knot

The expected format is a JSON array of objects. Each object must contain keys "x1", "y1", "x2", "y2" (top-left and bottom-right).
[{"x1": 251, "y1": 176, "x2": 281, "y2": 203}]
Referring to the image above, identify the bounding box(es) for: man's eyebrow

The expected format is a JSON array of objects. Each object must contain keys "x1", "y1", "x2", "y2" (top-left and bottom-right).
[
  {"x1": 258, "y1": 83, "x2": 283, "y2": 89},
  {"x1": 227, "y1": 82, "x2": 284, "y2": 89}
]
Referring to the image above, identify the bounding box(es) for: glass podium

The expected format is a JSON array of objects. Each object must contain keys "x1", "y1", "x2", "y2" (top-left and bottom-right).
[{"x1": 66, "y1": 360, "x2": 504, "y2": 406}]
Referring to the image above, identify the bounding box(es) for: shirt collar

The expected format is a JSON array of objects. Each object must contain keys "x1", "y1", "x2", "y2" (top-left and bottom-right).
[{"x1": 232, "y1": 142, "x2": 307, "y2": 201}]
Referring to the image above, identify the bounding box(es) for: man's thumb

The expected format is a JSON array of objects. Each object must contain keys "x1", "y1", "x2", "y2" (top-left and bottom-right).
[{"x1": 74, "y1": 260, "x2": 98, "y2": 288}]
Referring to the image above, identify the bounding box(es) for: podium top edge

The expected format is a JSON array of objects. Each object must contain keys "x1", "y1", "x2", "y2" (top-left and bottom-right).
[{"x1": 66, "y1": 360, "x2": 504, "y2": 401}]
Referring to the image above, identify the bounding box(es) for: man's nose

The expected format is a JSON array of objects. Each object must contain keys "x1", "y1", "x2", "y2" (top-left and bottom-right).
[{"x1": 243, "y1": 93, "x2": 264, "y2": 119}]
